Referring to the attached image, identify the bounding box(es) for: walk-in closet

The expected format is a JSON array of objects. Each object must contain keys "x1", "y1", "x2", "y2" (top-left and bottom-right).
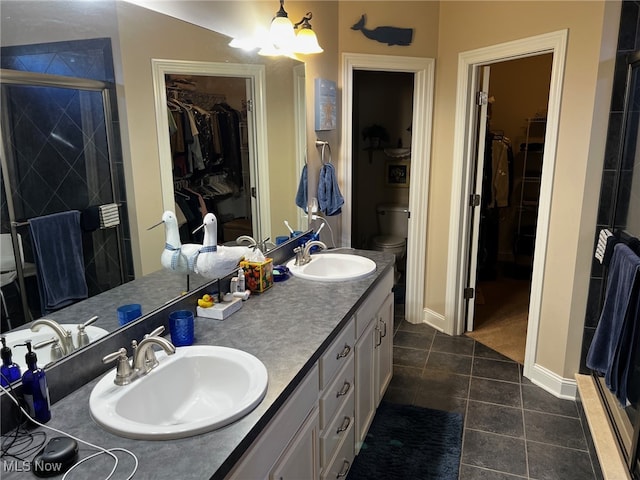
[{"x1": 165, "y1": 74, "x2": 253, "y2": 246}]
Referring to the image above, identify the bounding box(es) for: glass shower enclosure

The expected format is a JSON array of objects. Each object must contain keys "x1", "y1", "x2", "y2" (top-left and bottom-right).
[{"x1": 0, "y1": 69, "x2": 125, "y2": 328}]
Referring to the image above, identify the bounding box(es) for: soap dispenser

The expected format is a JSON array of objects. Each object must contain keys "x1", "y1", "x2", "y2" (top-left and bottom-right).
[
  {"x1": 19, "y1": 340, "x2": 51, "y2": 424},
  {"x1": 0, "y1": 336, "x2": 22, "y2": 387}
]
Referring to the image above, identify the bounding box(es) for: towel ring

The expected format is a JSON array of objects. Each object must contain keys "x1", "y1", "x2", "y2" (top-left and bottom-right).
[{"x1": 316, "y1": 140, "x2": 332, "y2": 165}]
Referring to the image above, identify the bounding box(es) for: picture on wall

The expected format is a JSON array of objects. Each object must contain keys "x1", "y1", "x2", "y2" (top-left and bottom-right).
[
  {"x1": 315, "y1": 78, "x2": 336, "y2": 131},
  {"x1": 386, "y1": 160, "x2": 410, "y2": 187}
]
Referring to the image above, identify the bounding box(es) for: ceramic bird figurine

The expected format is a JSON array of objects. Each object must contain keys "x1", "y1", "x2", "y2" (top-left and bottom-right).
[
  {"x1": 149, "y1": 210, "x2": 200, "y2": 273},
  {"x1": 193, "y1": 213, "x2": 252, "y2": 279}
]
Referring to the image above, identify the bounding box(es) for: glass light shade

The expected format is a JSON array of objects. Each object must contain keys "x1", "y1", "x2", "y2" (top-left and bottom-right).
[
  {"x1": 270, "y1": 16, "x2": 295, "y2": 49},
  {"x1": 295, "y1": 28, "x2": 323, "y2": 54}
]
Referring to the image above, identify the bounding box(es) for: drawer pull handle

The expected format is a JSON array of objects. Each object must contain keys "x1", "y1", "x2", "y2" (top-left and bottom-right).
[
  {"x1": 336, "y1": 381, "x2": 351, "y2": 397},
  {"x1": 336, "y1": 416, "x2": 351, "y2": 434},
  {"x1": 336, "y1": 460, "x2": 351, "y2": 478},
  {"x1": 379, "y1": 318, "x2": 387, "y2": 338},
  {"x1": 336, "y1": 344, "x2": 351, "y2": 359}
]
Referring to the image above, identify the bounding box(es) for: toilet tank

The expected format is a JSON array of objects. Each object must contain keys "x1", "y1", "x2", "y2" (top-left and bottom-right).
[{"x1": 376, "y1": 204, "x2": 409, "y2": 237}]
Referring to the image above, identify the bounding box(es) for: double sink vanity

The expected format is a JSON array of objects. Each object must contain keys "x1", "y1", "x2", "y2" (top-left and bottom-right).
[{"x1": 1, "y1": 248, "x2": 395, "y2": 479}]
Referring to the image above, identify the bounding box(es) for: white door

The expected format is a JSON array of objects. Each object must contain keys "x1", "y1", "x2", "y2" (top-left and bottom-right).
[{"x1": 465, "y1": 66, "x2": 491, "y2": 332}]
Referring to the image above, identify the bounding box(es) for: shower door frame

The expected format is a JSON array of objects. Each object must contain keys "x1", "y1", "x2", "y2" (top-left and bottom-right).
[{"x1": 0, "y1": 69, "x2": 123, "y2": 320}]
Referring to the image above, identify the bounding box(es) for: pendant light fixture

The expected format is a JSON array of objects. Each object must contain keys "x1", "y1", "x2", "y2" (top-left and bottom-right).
[
  {"x1": 235, "y1": 0, "x2": 323, "y2": 56},
  {"x1": 269, "y1": 0, "x2": 296, "y2": 50},
  {"x1": 293, "y1": 13, "x2": 323, "y2": 54}
]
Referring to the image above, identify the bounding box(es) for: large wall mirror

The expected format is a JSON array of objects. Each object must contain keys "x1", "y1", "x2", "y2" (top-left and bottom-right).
[{"x1": 0, "y1": 0, "x2": 306, "y2": 381}]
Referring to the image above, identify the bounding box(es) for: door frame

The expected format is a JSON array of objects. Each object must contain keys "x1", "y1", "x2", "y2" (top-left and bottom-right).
[
  {"x1": 151, "y1": 59, "x2": 271, "y2": 241},
  {"x1": 445, "y1": 30, "x2": 568, "y2": 378},
  {"x1": 341, "y1": 53, "x2": 435, "y2": 326}
]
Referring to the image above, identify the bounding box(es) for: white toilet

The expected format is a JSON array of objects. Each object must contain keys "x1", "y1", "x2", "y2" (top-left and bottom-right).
[{"x1": 371, "y1": 204, "x2": 409, "y2": 282}]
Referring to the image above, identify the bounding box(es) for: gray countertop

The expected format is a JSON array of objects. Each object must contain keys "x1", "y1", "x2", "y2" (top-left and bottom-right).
[{"x1": 1, "y1": 249, "x2": 394, "y2": 479}]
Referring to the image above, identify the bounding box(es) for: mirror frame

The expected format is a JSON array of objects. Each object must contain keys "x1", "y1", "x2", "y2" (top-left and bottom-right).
[{"x1": 151, "y1": 59, "x2": 272, "y2": 242}]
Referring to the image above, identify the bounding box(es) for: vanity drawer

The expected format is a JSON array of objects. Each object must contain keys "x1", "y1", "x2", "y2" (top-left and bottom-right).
[
  {"x1": 319, "y1": 319, "x2": 355, "y2": 389},
  {"x1": 320, "y1": 355, "x2": 354, "y2": 430},
  {"x1": 320, "y1": 386, "x2": 354, "y2": 470},
  {"x1": 355, "y1": 270, "x2": 393, "y2": 339},
  {"x1": 321, "y1": 418, "x2": 355, "y2": 480}
]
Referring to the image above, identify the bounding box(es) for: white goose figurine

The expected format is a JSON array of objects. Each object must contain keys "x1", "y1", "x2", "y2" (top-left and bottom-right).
[
  {"x1": 149, "y1": 210, "x2": 200, "y2": 273},
  {"x1": 193, "y1": 213, "x2": 252, "y2": 279}
]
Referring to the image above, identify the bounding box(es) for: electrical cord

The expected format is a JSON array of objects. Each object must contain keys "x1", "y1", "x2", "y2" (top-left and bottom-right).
[{"x1": 0, "y1": 383, "x2": 138, "y2": 479}]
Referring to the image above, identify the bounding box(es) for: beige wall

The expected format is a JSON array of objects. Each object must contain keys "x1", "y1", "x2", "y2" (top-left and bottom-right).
[{"x1": 433, "y1": 1, "x2": 617, "y2": 378}]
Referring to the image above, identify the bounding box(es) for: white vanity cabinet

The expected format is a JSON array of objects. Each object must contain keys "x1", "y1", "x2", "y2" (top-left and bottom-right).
[
  {"x1": 227, "y1": 268, "x2": 394, "y2": 480},
  {"x1": 354, "y1": 271, "x2": 394, "y2": 453}
]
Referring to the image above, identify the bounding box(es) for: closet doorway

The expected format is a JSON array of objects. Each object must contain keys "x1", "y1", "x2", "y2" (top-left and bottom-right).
[
  {"x1": 464, "y1": 54, "x2": 553, "y2": 364},
  {"x1": 151, "y1": 59, "x2": 271, "y2": 245},
  {"x1": 166, "y1": 74, "x2": 253, "y2": 245}
]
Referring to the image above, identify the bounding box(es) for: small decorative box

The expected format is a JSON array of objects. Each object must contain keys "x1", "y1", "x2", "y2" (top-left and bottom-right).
[
  {"x1": 196, "y1": 297, "x2": 243, "y2": 320},
  {"x1": 240, "y1": 258, "x2": 274, "y2": 293}
]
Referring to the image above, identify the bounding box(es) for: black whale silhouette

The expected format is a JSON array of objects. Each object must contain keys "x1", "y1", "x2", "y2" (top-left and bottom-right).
[{"x1": 351, "y1": 15, "x2": 413, "y2": 46}]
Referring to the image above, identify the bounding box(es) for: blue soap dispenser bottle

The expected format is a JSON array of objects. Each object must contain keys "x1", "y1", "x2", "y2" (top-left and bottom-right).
[
  {"x1": 0, "y1": 336, "x2": 22, "y2": 387},
  {"x1": 20, "y1": 340, "x2": 51, "y2": 424}
]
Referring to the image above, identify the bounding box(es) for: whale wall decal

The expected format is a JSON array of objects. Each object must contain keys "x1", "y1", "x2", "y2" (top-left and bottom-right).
[{"x1": 351, "y1": 14, "x2": 413, "y2": 46}]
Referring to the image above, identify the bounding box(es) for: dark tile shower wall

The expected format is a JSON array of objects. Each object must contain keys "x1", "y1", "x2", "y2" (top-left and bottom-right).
[
  {"x1": 0, "y1": 38, "x2": 134, "y2": 304},
  {"x1": 580, "y1": 1, "x2": 640, "y2": 372}
]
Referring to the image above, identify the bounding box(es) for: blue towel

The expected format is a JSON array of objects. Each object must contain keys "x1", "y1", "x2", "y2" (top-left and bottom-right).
[
  {"x1": 318, "y1": 163, "x2": 344, "y2": 216},
  {"x1": 29, "y1": 211, "x2": 88, "y2": 314},
  {"x1": 587, "y1": 244, "x2": 640, "y2": 404},
  {"x1": 295, "y1": 164, "x2": 308, "y2": 212}
]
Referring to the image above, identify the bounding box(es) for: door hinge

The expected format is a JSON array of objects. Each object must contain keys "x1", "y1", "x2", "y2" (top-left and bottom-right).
[
  {"x1": 464, "y1": 287, "x2": 475, "y2": 300},
  {"x1": 246, "y1": 99, "x2": 253, "y2": 112},
  {"x1": 476, "y1": 91, "x2": 488, "y2": 106},
  {"x1": 470, "y1": 194, "x2": 481, "y2": 207},
  {"x1": 251, "y1": 187, "x2": 257, "y2": 198}
]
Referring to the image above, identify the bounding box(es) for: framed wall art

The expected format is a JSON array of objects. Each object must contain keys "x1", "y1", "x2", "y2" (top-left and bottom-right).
[{"x1": 386, "y1": 160, "x2": 410, "y2": 188}]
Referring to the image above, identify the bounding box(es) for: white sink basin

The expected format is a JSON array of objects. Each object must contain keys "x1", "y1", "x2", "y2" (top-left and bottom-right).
[
  {"x1": 89, "y1": 345, "x2": 269, "y2": 440},
  {"x1": 286, "y1": 253, "x2": 376, "y2": 282},
  {"x1": 4, "y1": 324, "x2": 109, "y2": 372}
]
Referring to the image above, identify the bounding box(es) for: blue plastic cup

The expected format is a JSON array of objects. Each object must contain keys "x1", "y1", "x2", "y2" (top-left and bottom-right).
[
  {"x1": 291, "y1": 230, "x2": 303, "y2": 238},
  {"x1": 169, "y1": 310, "x2": 194, "y2": 347},
  {"x1": 117, "y1": 304, "x2": 142, "y2": 326},
  {"x1": 276, "y1": 235, "x2": 289, "y2": 245}
]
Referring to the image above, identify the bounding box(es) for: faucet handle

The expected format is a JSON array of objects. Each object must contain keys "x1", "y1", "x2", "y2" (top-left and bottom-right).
[
  {"x1": 76, "y1": 315, "x2": 98, "y2": 348},
  {"x1": 146, "y1": 326, "x2": 165, "y2": 338},
  {"x1": 102, "y1": 348, "x2": 133, "y2": 386},
  {"x1": 34, "y1": 337, "x2": 64, "y2": 362}
]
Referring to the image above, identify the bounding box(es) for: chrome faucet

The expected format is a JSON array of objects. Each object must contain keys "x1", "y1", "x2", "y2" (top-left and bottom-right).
[
  {"x1": 31, "y1": 319, "x2": 75, "y2": 355},
  {"x1": 102, "y1": 330, "x2": 176, "y2": 386},
  {"x1": 294, "y1": 240, "x2": 328, "y2": 266}
]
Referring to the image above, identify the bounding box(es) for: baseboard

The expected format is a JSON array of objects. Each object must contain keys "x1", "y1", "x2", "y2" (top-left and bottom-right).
[
  {"x1": 527, "y1": 363, "x2": 577, "y2": 400},
  {"x1": 423, "y1": 308, "x2": 446, "y2": 333}
]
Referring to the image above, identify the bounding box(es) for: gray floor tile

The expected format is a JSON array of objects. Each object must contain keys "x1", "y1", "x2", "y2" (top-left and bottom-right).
[
  {"x1": 466, "y1": 400, "x2": 524, "y2": 438},
  {"x1": 527, "y1": 441, "x2": 596, "y2": 480},
  {"x1": 469, "y1": 377, "x2": 522, "y2": 407},
  {"x1": 459, "y1": 464, "x2": 528, "y2": 479},
  {"x1": 388, "y1": 364, "x2": 422, "y2": 390},
  {"x1": 462, "y1": 429, "x2": 528, "y2": 476},
  {"x1": 474, "y1": 342, "x2": 517, "y2": 362},
  {"x1": 426, "y1": 350, "x2": 473, "y2": 375},
  {"x1": 473, "y1": 357, "x2": 521, "y2": 383},
  {"x1": 392, "y1": 345, "x2": 428, "y2": 368},
  {"x1": 414, "y1": 391, "x2": 468, "y2": 415},
  {"x1": 432, "y1": 332, "x2": 475, "y2": 355},
  {"x1": 393, "y1": 329, "x2": 434, "y2": 349},
  {"x1": 420, "y1": 368, "x2": 471, "y2": 400},
  {"x1": 382, "y1": 385, "x2": 416, "y2": 405},
  {"x1": 524, "y1": 410, "x2": 587, "y2": 450},
  {"x1": 396, "y1": 318, "x2": 436, "y2": 334},
  {"x1": 522, "y1": 384, "x2": 579, "y2": 417}
]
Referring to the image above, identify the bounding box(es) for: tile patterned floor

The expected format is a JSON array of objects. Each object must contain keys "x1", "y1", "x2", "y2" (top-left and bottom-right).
[{"x1": 384, "y1": 316, "x2": 604, "y2": 480}]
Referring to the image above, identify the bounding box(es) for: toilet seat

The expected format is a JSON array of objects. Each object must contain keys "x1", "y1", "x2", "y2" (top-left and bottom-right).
[{"x1": 372, "y1": 235, "x2": 405, "y2": 249}]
